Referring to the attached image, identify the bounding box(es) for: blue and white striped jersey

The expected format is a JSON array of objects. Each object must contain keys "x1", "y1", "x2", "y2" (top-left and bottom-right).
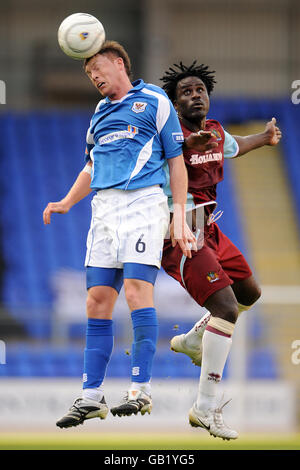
[{"x1": 85, "y1": 79, "x2": 184, "y2": 191}]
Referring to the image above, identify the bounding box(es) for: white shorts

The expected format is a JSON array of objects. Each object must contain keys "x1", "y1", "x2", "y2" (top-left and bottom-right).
[{"x1": 85, "y1": 185, "x2": 169, "y2": 269}]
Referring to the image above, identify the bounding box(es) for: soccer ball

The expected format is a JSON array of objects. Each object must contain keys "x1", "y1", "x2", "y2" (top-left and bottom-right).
[{"x1": 57, "y1": 13, "x2": 106, "y2": 60}]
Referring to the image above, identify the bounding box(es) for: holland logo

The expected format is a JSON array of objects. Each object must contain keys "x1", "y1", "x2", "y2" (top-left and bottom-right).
[{"x1": 132, "y1": 102, "x2": 147, "y2": 113}]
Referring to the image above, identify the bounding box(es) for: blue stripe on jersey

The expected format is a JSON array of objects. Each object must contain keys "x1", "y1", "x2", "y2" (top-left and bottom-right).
[{"x1": 85, "y1": 79, "x2": 183, "y2": 191}]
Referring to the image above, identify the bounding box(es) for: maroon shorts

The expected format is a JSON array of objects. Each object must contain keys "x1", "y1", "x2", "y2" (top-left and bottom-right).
[{"x1": 162, "y1": 223, "x2": 252, "y2": 306}]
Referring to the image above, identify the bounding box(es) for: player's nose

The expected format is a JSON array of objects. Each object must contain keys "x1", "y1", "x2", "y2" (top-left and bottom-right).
[
  {"x1": 91, "y1": 71, "x2": 99, "y2": 81},
  {"x1": 191, "y1": 89, "x2": 201, "y2": 99}
]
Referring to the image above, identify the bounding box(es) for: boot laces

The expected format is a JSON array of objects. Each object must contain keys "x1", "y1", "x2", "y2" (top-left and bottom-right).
[{"x1": 214, "y1": 398, "x2": 232, "y2": 428}]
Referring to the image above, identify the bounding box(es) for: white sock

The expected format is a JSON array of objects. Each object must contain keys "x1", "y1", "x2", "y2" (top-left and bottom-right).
[
  {"x1": 129, "y1": 381, "x2": 151, "y2": 396},
  {"x1": 184, "y1": 310, "x2": 211, "y2": 348},
  {"x1": 82, "y1": 387, "x2": 104, "y2": 402},
  {"x1": 196, "y1": 328, "x2": 232, "y2": 413}
]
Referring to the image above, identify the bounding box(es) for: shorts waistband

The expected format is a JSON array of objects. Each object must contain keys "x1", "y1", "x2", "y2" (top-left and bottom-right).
[{"x1": 96, "y1": 185, "x2": 160, "y2": 196}]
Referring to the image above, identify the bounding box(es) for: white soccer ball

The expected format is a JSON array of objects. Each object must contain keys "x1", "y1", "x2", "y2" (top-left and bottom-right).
[{"x1": 58, "y1": 13, "x2": 106, "y2": 60}]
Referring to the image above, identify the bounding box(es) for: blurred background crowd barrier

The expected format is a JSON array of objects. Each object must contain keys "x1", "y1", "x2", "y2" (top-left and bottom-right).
[{"x1": 0, "y1": 0, "x2": 299, "y2": 433}]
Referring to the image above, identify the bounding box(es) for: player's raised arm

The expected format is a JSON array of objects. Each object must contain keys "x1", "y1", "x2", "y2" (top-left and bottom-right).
[
  {"x1": 43, "y1": 162, "x2": 92, "y2": 225},
  {"x1": 168, "y1": 155, "x2": 197, "y2": 258},
  {"x1": 233, "y1": 117, "x2": 282, "y2": 156}
]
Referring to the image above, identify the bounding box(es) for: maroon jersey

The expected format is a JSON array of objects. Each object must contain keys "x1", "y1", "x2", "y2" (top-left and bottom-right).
[
  {"x1": 162, "y1": 119, "x2": 252, "y2": 306},
  {"x1": 182, "y1": 119, "x2": 225, "y2": 213}
]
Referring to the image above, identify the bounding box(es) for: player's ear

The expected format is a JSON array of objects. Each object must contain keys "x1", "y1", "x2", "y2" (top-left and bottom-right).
[{"x1": 114, "y1": 56, "x2": 125, "y2": 70}]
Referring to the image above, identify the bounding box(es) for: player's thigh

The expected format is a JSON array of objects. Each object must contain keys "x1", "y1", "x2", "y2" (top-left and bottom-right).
[
  {"x1": 123, "y1": 263, "x2": 158, "y2": 310},
  {"x1": 86, "y1": 266, "x2": 123, "y2": 318},
  {"x1": 182, "y1": 245, "x2": 233, "y2": 307},
  {"x1": 214, "y1": 225, "x2": 253, "y2": 287},
  {"x1": 219, "y1": 247, "x2": 260, "y2": 306}
]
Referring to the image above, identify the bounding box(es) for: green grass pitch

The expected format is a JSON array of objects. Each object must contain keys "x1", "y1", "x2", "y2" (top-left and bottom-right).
[{"x1": 0, "y1": 431, "x2": 299, "y2": 450}]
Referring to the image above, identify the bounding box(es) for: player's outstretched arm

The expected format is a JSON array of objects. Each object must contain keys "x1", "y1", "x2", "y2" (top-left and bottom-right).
[
  {"x1": 233, "y1": 117, "x2": 282, "y2": 156},
  {"x1": 168, "y1": 155, "x2": 197, "y2": 258},
  {"x1": 184, "y1": 130, "x2": 218, "y2": 153},
  {"x1": 43, "y1": 163, "x2": 92, "y2": 225}
]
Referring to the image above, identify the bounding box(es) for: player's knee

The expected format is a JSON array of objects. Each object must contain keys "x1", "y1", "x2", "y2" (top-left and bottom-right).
[
  {"x1": 220, "y1": 306, "x2": 238, "y2": 324},
  {"x1": 86, "y1": 289, "x2": 113, "y2": 318},
  {"x1": 210, "y1": 301, "x2": 239, "y2": 324},
  {"x1": 248, "y1": 285, "x2": 261, "y2": 305},
  {"x1": 124, "y1": 280, "x2": 153, "y2": 311},
  {"x1": 238, "y1": 284, "x2": 262, "y2": 306},
  {"x1": 125, "y1": 288, "x2": 143, "y2": 311},
  {"x1": 233, "y1": 277, "x2": 262, "y2": 307},
  {"x1": 204, "y1": 287, "x2": 239, "y2": 323}
]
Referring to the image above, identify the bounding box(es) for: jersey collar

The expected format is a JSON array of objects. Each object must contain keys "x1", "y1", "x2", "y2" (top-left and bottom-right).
[{"x1": 103, "y1": 79, "x2": 145, "y2": 105}]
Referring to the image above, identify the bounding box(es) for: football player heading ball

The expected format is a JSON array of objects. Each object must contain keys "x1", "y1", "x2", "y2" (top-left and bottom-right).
[{"x1": 44, "y1": 40, "x2": 196, "y2": 428}]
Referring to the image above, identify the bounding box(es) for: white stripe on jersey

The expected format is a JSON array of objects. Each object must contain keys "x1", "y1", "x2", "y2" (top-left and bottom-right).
[
  {"x1": 125, "y1": 135, "x2": 155, "y2": 188},
  {"x1": 95, "y1": 99, "x2": 105, "y2": 113},
  {"x1": 141, "y1": 87, "x2": 171, "y2": 133},
  {"x1": 86, "y1": 127, "x2": 95, "y2": 145},
  {"x1": 86, "y1": 99, "x2": 106, "y2": 145},
  {"x1": 124, "y1": 88, "x2": 171, "y2": 186}
]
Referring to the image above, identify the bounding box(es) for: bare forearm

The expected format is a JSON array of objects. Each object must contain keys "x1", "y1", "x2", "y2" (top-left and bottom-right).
[
  {"x1": 62, "y1": 169, "x2": 92, "y2": 210},
  {"x1": 168, "y1": 155, "x2": 188, "y2": 207},
  {"x1": 233, "y1": 133, "x2": 269, "y2": 156},
  {"x1": 43, "y1": 167, "x2": 92, "y2": 225},
  {"x1": 167, "y1": 155, "x2": 196, "y2": 257}
]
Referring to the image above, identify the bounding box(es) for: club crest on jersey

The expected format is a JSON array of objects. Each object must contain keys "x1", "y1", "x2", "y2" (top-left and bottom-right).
[
  {"x1": 211, "y1": 129, "x2": 222, "y2": 141},
  {"x1": 206, "y1": 271, "x2": 220, "y2": 283},
  {"x1": 132, "y1": 102, "x2": 147, "y2": 113}
]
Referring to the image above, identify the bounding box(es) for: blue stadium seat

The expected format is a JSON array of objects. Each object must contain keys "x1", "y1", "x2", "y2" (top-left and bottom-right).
[{"x1": 247, "y1": 348, "x2": 279, "y2": 379}]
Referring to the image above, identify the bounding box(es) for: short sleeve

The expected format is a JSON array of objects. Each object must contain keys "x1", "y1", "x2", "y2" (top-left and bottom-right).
[
  {"x1": 84, "y1": 99, "x2": 105, "y2": 163},
  {"x1": 223, "y1": 129, "x2": 239, "y2": 158},
  {"x1": 158, "y1": 98, "x2": 184, "y2": 159},
  {"x1": 84, "y1": 125, "x2": 95, "y2": 163}
]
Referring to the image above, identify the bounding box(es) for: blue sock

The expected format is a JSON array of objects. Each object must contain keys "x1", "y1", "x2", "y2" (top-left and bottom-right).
[
  {"x1": 83, "y1": 318, "x2": 114, "y2": 390},
  {"x1": 130, "y1": 308, "x2": 158, "y2": 384}
]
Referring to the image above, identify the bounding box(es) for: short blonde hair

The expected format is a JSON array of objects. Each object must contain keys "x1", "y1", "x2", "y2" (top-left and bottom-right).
[{"x1": 84, "y1": 40, "x2": 132, "y2": 79}]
